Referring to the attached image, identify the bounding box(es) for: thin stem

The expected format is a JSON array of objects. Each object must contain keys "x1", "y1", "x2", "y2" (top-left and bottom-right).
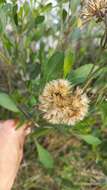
[
  {"x1": 82, "y1": 63, "x2": 106, "y2": 93},
  {"x1": 83, "y1": 47, "x2": 103, "y2": 93},
  {"x1": 95, "y1": 86, "x2": 107, "y2": 105},
  {"x1": 58, "y1": 1, "x2": 64, "y2": 49},
  {"x1": 17, "y1": 104, "x2": 40, "y2": 128}
]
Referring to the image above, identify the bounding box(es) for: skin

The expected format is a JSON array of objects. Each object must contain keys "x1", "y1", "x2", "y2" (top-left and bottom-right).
[{"x1": 0, "y1": 120, "x2": 31, "y2": 190}]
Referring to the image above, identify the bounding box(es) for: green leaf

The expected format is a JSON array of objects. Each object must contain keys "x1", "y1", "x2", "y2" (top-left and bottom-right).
[
  {"x1": 36, "y1": 142, "x2": 54, "y2": 169},
  {"x1": 43, "y1": 51, "x2": 64, "y2": 82},
  {"x1": 71, "y1": 0, "x2": 80, "y2": 11},
  {"x1": 13, "y1": 4, "x2": 18, "y2": 26},
  {"x1": 30, "y1": 127, "x2": 52, "y2": 138},
  {"x1": 35, "y1": 15, "x2": 45, "y2": 25},
  {"x1": 2, "y1": 34, "x2": 13, "y2": 53},
  {"x1": 68, "y1": 64, "x2": 96, "y2": 85},
  {"x1": 0, "y1": 0, "x2": 6, "y2": 4},
  {"x1": 0, "y1": 3, "x2": 12, "y2": 31},
  {"x1": 62, "y1": 9, "x2": 67, "y2": 23},
  {"x1": 41, "y1": 3, "x2": 52, "y2": 13},
  {"x1": 64, "y1": 50, "x2": 75, "y2": 77},
  {"x1": 79, "y1": 134, "x2": 101, "y2": 145},
  {"x1": 99, "y1": 102, "x2": 107, "y2": 127},
  {"x1": 0, "y1": 92, "x2": 20, "y2": 112}
]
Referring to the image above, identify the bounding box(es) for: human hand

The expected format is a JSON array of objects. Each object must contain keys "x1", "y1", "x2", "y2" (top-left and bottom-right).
[{"x1": 0, "y1": 120, "x2": 31, "y2": 190}]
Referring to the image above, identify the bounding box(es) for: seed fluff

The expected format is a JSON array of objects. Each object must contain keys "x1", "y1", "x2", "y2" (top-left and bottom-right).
[
  {"x1": 81, "y1": 0, "x2": 107, "y2": 24},
  {"x1": 39, "y1": 79, "x2": 89, "y2": 126}
]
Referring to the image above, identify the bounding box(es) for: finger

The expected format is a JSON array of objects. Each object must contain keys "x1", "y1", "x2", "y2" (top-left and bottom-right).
[
  {"x1": 2, "y1": 119, "x2": 19, "y2": 129},
  {"x1": 0, "y1": 120, "x2": 18, "y2": 133},
  {"x1": 0, "y1": 121, "x2": 4, "y2": 128},
  {"x1": 25, "y1": 127, "x2": 31, "y2": 135},
  {"x1": 16, "y1": 124, "x2": 31, "y2": 149},
  {"x1": 17, "y1": 122, "x2": 31, "y2": 135}
]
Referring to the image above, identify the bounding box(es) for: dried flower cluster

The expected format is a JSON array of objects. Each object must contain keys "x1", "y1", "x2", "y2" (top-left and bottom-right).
[
  {"x1": 81, "y1": 0, "x2": 107, "y2": 24},
  {"x1": 39, "y1": 79, "x2": 89, "y2": 126}
]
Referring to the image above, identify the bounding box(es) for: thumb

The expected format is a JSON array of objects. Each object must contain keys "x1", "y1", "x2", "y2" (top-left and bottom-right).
[{"x1": 16, "y1": 123, "x2": 31, "y2": 149}]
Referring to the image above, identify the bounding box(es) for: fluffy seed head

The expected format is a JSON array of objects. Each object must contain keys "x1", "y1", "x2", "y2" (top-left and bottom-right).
[
  {"x1": 81, "y1": 0, "x2": 107, "y2": 24},
  {"x1": 39, "y1": 79, "x2": 89, "y2": 126}
]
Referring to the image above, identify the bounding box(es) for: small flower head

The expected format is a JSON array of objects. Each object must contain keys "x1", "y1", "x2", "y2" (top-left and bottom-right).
[
  {"x1": 39, "y1": 79, "x2": 89, "y2": 126},
  {"x1": 81, "y1": 0, "x2": 107, "y2": 24}
]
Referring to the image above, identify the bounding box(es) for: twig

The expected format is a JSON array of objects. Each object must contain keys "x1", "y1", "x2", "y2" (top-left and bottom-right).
[{"x1": 17, "y1": 104, "x2": 40, "y2": 128}]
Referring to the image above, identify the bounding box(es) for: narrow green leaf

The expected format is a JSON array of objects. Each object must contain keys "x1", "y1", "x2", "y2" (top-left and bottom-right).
[
  {"x1": 36, "y1": 142, "x2": 54, "y2": 169},
  {"x1": 99, "y1": 102, "x2": 107, "y2": 127},
  {"x1": 30, "y1": 127, "x2": 52, "y2": 138},
  {"x1": 67, "y1": 64, "x2": 96, "y2": 85},
  {"x1": 0, "y1": 3, "x2": 12, "y2": 32},
  {"x1": 62, "y1": 9, "x2": 67, "y2": 23},
  {"x1": 64, "y1": 50, "x2": 75, "y2": 77},
  {"x1": 43, "y1": 51, "x2": 64, "y2": 82},
  {"x1": 0, "y1": 92, "x2": 20, "y2": 112},
  {"x1": 13, "y1": 4, "x2": 18, "y2": 26},
  {"x1": 79, "y1": 134, "x2": 101, "y2": 145},
  {"x1": 35, "y1": 15, "x2": 45, "y2": 25},
  {"x1": 41, "y1": 3, "x2": 52, "y2": 12},
  {"x1": 2, "y1": 34, "x2": 13, "y2": 53},
  {"x1": 0, "y1": 0, "x2": 6, "y2": 4}
]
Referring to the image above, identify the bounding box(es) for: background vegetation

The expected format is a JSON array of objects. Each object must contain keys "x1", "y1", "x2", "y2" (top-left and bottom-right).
[{"x1": 0, "y1": 0, "x2": 107, "y2": 189}]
